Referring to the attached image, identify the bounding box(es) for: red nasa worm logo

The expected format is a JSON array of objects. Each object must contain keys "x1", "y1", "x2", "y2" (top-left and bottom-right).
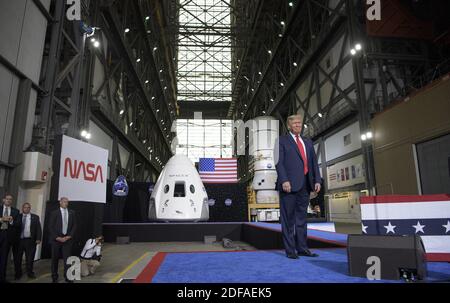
[{"x1": 64, "y1": 157, "x2": 104, "y2": 183}]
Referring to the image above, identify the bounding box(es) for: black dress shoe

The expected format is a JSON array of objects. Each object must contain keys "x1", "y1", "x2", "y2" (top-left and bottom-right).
[
  {"x1": 286, "y1": 253, "x2": 299, "y2": 259},
  {"x1": 298, "y1": 250, "x2": 319, "y2": 257}
]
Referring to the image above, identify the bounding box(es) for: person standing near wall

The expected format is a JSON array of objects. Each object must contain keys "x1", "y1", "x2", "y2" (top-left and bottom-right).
[
  {"x1": 0, "y1": 194, "x2": 20, "y2": 282},
  {"x1": 48, "y1": 197, "x2": 77, "y2": 283},
  {"x1": 17, "y1": 202, "x2": 42, "y2": 279}
]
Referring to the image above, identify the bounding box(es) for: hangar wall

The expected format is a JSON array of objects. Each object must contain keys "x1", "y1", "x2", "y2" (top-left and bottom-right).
[
  {"x1": 372, "y1": 74, "x2": 450, "y2": 194},
  {"x1": 0, "y1": 0, "x2": 50, "y2": 196}
]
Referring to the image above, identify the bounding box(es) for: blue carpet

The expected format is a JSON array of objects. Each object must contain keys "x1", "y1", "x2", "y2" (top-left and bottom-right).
[
  {"x1": 151, "y1": 248, "x2": 450, "y2": 283},
  {"x1": 246, "y1": 222, "x2": 348, "y2": 245}
]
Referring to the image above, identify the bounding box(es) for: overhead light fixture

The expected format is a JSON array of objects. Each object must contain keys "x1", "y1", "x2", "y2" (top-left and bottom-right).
[
  {"x1": 145, "y1": 16, "x2": 150, "y2": 21},
  {"x1": 262, "y1": 111, "x2": 266, "y2": 114},
  {"x1": 129, "y1": 122, "x2": 134, "y2": 127},
  {"x1": 289, "y1": 2, "x2": 293, "y2": 7},
  {"x1": 258, "y1": 71, "x2": 262, "y2": 75},
  {"x1": 90, "y1": 38, "x2": 96, "y2": 43},
  {"x1": 278, "y1": 33, "x2": 283, "y2": 38},
  {"x1": 355, "y1": 43, "x2": 362, "y2": 51},
  {"x1": 280, "y1": 82, "x2": 284, "y2": 87},
  {"x1": 159, "y1": 69, "x2": 163, "y2": 73},
  {"x1": 268, "y1": 50, "x2": 272, "y2": 54},
  {"x1": 280, "y1": 21, "x2": 285, "y2": 26},
  {"x1": 304, "y1": 124, "x2": 308, "y2": 129},
  {"x1": 270, "y1": 98, "x2": 274, "y2": 102},
  {"x1": 145, "y1": 80, "x2": 149, "y2": 84},
  {"x1": 81, "y1": 130, "x2": 87, "y2": 137},
  {"x1": 156, "y1": 109, "x2": 160, "y2": 113},
  {"x1": 85, "y1": 133, "x2": 91, "y2": 140},
  {"x1": 153, "y1": 47, "x2": 158, "y2": 51},
  {"x1": 293, "y1": 62, "x2": 298, "y2": 67},
  {"x1": 164, "y1": 86, "x2": 167, "y2": 90},
  {"x1": 93, "y1": 41, "x2": 100, "y2": 48},
  {"x1": 318, "y1": 113, "x2": 323, "y2": 118},
  {"x1": 136, "y1": 58, "x2": 141, "y2": 63},
  {"x1": 350, "y1": 48, "x2": 357, "y2": 56},
  {"x1": 251, "y1": 88, "x2": 254, "y2": 92},
  {"x1": 366, "y1": 131, "x2": 373, "y2": 139},
  {"x1": 119, "y1": 110, "x2": 124, "y2": 115},
  {"x1": 361, "y1": 134, "x2": 367, "y2": 141},
  {"x1": 124, "y1": 28, "x2": 130, "y2": 33},
  {"x1": 243, "y1": 76, "x2": 249, "y2": 81}
]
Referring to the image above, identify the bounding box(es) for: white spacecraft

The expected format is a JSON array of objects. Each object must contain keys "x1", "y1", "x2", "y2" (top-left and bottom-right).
[{"x1": 148, "y1": 155, "x2": 209, "y2": 222}]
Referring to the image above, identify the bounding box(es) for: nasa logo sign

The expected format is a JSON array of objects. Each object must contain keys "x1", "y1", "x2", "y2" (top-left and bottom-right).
[{"x1": 58, "y1": 135, "x2": 108, "y2": 203}]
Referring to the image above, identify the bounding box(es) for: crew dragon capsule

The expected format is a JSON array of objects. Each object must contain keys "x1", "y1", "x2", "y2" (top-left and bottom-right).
[{"x1": 149, "y1": 155, "x2": 209, "y2": 222}]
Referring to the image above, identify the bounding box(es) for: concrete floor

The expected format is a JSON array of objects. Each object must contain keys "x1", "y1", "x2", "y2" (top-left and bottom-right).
[{"x1": 7, "y1": 241, "x2": 255, "y2": 283}]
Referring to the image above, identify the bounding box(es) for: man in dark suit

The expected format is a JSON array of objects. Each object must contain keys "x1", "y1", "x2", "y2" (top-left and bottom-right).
[
  {"x1": 0, "y1": 193, "x2": 20, "y2": 283},
  {"x1": 48, "y1": 197, "x2": 77, "y2": 283},
  {"x1": 275, "y1": 115, "x2": 322, "y2": 259},
  {"x1": 17, "y1": 203, "x2": 42, "y2": 279}
]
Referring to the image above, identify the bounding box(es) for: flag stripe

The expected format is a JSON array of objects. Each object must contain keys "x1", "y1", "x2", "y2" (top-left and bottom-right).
[
  {"x1": 361, "y1": 202, "x2": 450, "y2": 220},
  {"x1": 361, "y1": 194, "x2": 450, "y2": 204}
]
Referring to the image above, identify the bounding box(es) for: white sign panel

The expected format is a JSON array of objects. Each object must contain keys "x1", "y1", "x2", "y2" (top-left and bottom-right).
[
  {"x1": 58, "y1": 135, "x2": 108, "y2": 203},
  {"x1": 327, "y1": 154, "x2": 365, "y2": 190}
]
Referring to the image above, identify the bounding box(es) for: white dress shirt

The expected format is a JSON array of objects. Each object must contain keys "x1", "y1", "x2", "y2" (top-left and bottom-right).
[
  {"x1": 21, "y1": 214, "x2": 31, "y2": 239},
  {"x1": 1, "y1": 206, "x2": 13, "y2": 229},
  {"x1": 81, "y1": 239, "x2": 102, "y2": 259},
  {"x1": 60, "y1": 207, "x2": 68, "y2": 235},
  {"x1": 289, "y1": 132, "x2": 308, "y2": 162}
]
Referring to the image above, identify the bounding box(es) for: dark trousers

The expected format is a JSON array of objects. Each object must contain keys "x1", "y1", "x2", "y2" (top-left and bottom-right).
[
  {"x1": 51, "y1": 240, "x2": 73, "y2": 280},
  {"x1": 0, "y1": 231, "x2": 8, "y2": 282},
  {"x1": 18, "y1": 239, "x2": 37, "y2": 275},
  {"x1": 279, "y1": 183, "x2": 311, "y2": 255},
  {"x1": 0, "y1": 231, "x2": 20, "y2": 282}
]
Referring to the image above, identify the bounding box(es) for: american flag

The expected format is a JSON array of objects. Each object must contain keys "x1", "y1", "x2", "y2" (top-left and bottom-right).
[{"x1": 198, "y1": 158, "x2": 238, "y2": 184}]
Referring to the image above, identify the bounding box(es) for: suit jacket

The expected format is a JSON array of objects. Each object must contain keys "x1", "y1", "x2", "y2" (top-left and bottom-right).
[
  {"x1": 275, "y1": 134, "x2": 321, "y2": 192},
  {"x1": 1, "y1": 204, "x2": 21, "y2": 243},
  {"x1": 18, "y1": 213, "x2": 42, "y2": 242},
  {"x1": 48, "y1": 208, "x2": 77, "y2": 243}
]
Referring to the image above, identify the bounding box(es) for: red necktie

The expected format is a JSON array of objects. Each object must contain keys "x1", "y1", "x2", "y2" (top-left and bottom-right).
[{"x1": 295, "y1": 135, "x2": 308, "y2": 175}]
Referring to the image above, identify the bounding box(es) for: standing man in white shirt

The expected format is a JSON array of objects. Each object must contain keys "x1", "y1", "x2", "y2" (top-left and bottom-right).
[
  {"x1": 17, "y1": 203, "x2": 42, "y2": 279},
  {"x1": 0, "y1": 193, "x2": 20, "y2": 283},
  {"x1": 48, "y1": 197, "x2": 77, "y2": 283},
  {"x1": 80, "y1": 236, "x2": 103, "y2": 277}
]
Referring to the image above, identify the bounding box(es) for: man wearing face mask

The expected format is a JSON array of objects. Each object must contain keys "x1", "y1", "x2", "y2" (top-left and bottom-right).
[
  {"x1": 275, "y1": 115, "x2": 322, "y2": 260},
  {"x1": 0, "y1": 193, "x2": 20, "y2": 283}
]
